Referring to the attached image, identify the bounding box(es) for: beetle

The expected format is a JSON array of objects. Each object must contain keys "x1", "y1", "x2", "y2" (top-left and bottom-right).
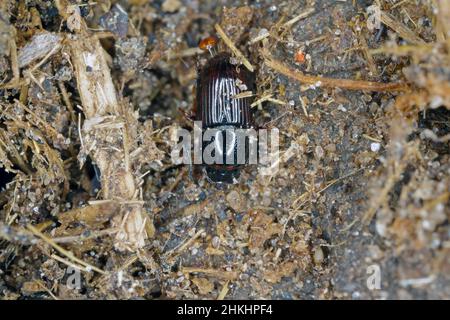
[{"x1": 194, "y1": 38, "x2": 255, "y2": 184}]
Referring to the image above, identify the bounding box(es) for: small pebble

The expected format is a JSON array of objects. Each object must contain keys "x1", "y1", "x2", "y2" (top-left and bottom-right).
[
  {"x1": 315, "y1": 146, "x2": 325, "y2": 160},
  {"x1": 226, "y1": 190, "x2": 243, "y2": 212},
  {"x1": 212, "y1": 236, "x2": 221, "y2": 248},
  {"x1": 338, "y1": 104, "x2": 347, "y2": 112},
  {"x1": 313, "y1": 246, "x2": 324, "y2": 265},
  {"x1": 370, "y1": 142, "x2": 381, "y2": 152}
]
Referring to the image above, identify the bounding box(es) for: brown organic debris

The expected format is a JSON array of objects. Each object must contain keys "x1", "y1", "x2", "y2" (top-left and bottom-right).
[
  {"x1": 0, "y1": 0, "x2": 449, "y2": 301},
  {"x1": 264, "y1": 54, "x2": 409, "y2": 92}
]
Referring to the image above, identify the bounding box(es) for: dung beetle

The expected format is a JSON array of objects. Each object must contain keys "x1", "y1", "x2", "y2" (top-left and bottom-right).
[{"x1": 194, "y1": 37, "x2": 255, "y2": 184}]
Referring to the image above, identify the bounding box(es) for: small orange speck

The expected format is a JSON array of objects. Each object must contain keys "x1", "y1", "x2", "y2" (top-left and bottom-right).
[
  {"x1": 294, "y1": 50, "x2": 306, "y2": 63},
  {"x1": 199, "y1": 36, "x2": 218, "y2": 51}
]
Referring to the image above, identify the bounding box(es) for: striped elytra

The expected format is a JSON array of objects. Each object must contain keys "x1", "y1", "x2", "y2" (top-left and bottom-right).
[
  {"x1": 196, "y1": 52, "x2": 253, "y2": 128},
  {"x1": 195, "y1": 52, "x2": 255, "y2": 184}
]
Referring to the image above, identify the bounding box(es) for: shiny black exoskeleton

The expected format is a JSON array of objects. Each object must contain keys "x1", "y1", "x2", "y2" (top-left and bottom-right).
[{"x1": 195, "y1": 52, "x2": 254, "y2": 184}]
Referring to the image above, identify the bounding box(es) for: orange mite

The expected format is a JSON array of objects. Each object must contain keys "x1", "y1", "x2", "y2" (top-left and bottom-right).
[
  {"x1": 199, "y1": 36, "x2": 218, "y2": 51},
  {"x1": 294, "y1": 50, "x2": 306, "y2": 64}
]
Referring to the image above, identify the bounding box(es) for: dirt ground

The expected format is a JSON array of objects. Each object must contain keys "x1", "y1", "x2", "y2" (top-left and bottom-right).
[{"x1": 0, "y1": 0, "x2": 449, "y2": 300}]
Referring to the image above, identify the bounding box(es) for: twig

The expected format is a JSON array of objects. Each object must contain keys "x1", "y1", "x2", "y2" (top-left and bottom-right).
[
  {"x1": 167, "y1": 47, "x2": 204, "y2": 60},
  {"x1": 359, "y1": 35, "x2": 378, "y2": 76},
  {"x1": 339, "y1": 218, "x2": 359, "y2": 233},
  {"x1": 215, "y1": 23, "x2": 254, "y2": 72},
  {"x1": 362, "y1": 144, "x2": 416, "y2": 224},
  {"x1": 27, "y1": 224, "x2": 107, "y2": 274},
  {"x1": 29, "y1": 42, "x2": 62, "y2": 72},
  {"x1": 51, "y1": 228, "x2": 119, "y2": 243},
  {"x1": 51, "y1": 254, "x2": 89, "y2": 273},
  {"x1": 58, "y1": 81, "x2": 77, "y2": 124},
  {"x1": 165, "y1": 166, "x2": 188, "y2": 194},
  {"x1": 78, "y1": 112, "x2": 85, "y2": 151},
  {"x1": 181, "y1": 267, "x2": 238, "y2": 281},
  {"x1": 370, "y1": 43, "x2": 434, "y2": 56},
  {"x1": 267, "y1": 97, "x2": 288, "y2": 106},
  {"x1": 10, "y1": 37, "x2": 20, "y2": 83},
  {"x1": 282, "y1": 8, "x2": 315, "y2": 28},
  {"x1": 35, "y1": 280, "x2": 59, "y2": 300},
  {"x1": 363, "y1": 134, "x2": 382, "y2": 143},
  {"x1": 317, "y1": 168, "x2": 364, "y2": 194},
  {"x1": 299, "y1": 95, "x2": 309, "y2": 117},
  {"x1": 217, "y1": 280, "x2": 230, "y2": 300},
  {"x1": 87, "y1": 199, "x2": 145, "y2": 205},
  {"x1": 249, "y1": 8, "x2": 315, "y2": 44},
  {"x1": 251, "y1": 94, "x2": 273, "y2": 107},
  {"x1": 264, "y1": 55, "x2": 409, "y2": 92},
  {"x1": 166, "y1": 228, "x2": 205, "y2": 257},
  {"x1": 232, "y1": 91, "x2": 254, "y2": 99},
  {"x1": 391, "y1": 0, "x2": 411, "y2": 9},
  {"x1": 380, "y1": 11, "x2": 425, "y2": 45},
  {"x1": 320, "y1": 240, "x2": 348, "y2": 247},
  {"x1": 15, "y1": 99, "x2": 60, "y2": 137}
]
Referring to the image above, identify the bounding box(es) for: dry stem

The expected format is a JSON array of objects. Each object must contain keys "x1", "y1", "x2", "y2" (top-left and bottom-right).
[
  {"x1": 264, "y1": 55, "x2": 409, "y2": 92},
  {"x1": 215, "y1": 23, "x2": 254, "y2": 72}
]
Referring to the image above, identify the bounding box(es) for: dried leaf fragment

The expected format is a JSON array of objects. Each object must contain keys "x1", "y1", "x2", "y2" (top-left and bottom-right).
[{"x1": 18, "y1": 32, "x2": 62, "y2": 68}]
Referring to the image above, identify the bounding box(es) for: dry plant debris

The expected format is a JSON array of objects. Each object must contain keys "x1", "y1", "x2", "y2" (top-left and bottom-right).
[{"x1": 0, "y1": 0, "x2": 449, "y2": 300}]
